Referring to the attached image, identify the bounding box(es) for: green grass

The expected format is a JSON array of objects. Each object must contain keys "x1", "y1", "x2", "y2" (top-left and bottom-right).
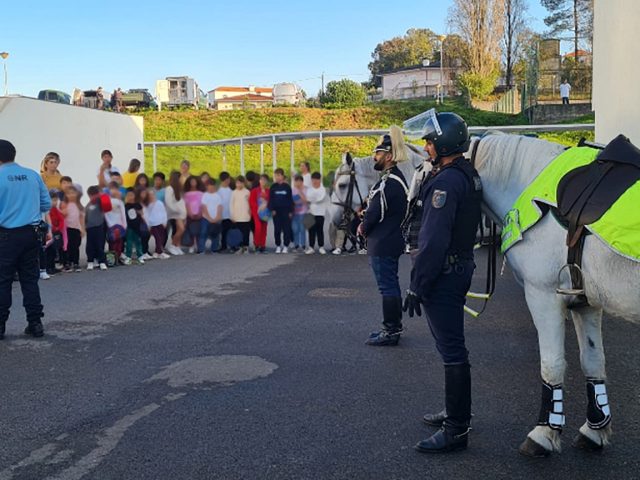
[
  {"x1": 559, "y1": 112, "x2": 595, "y2": 124},
  {"x1": 139, "y1": 97, "x2": 590, "y2": 176}
]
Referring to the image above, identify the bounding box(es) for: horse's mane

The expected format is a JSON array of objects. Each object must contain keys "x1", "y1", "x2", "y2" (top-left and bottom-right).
[{"x1": 470, "y1": 133, "x2": 566, "y2": 188}]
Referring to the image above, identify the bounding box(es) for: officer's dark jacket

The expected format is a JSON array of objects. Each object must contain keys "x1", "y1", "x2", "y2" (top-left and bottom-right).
[
  {"x1": 410, "y1": 157, "x2": 482, "y2": 296},
  {"x1": 362, "y1": 166, "x2": 408, "y2": 257}
]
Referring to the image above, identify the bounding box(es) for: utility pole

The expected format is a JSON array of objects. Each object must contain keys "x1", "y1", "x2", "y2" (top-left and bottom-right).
[
  {"x1": 0, "y1": 52, "x2": 8, "y2": 96},
  {"x1": 321, "y1": 72, "x2": 325, "y2": 96},
  {"x1": 439, "y1": 35, "x2": 446, "y2": 104}
]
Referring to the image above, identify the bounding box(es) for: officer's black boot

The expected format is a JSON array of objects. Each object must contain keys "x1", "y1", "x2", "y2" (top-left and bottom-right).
[
  {"x1": 24, "y1": 320, "x2": 44, "y2": 338},
  {"x1": 0, "y1": 322, "x2": 5, "y2": 340},
  {"x1": 415, "y1": 363, "x2": 471, "y2": 453},
  {"x1": 366, "y1": 296, "x2": 403, "y2": 346},
  {"x1": 422, "y1": 409, "x2": 447, "y2": 427}
]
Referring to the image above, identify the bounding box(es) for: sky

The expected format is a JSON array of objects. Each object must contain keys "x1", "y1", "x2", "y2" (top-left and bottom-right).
[{"x1": 2, "y1": 0, "x2": 551, "y2": 98}]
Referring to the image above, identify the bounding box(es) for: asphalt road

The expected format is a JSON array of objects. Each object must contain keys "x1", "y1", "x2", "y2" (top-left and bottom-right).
[{"x1": 1, "y1": 250, "x2": 639, "y2": 480}]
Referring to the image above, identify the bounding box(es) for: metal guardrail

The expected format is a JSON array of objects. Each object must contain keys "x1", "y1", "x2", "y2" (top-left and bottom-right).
[{"x1": 144, "y1": 123, "x2": 595, "y2": 175}]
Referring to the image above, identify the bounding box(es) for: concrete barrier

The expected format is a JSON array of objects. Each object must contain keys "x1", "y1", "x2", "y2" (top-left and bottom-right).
[
  {"x1": 0, "y1": 96, "x2": 144, "y2": 191},
  {"x1": 523, "y1": 103, "x2": 593, "y2": 124}
]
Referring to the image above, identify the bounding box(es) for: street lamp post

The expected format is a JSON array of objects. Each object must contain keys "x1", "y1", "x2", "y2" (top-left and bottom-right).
[
  {"x1": 0, "y1": 52, "x2": 8, "y2": 97},
  {"x1": 438, "y1": 35, "x2": 446, "y2": 104}
]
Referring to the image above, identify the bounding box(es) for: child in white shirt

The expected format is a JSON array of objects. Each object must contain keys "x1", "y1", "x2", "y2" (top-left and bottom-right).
[
  {"x1": 305, "y1": 172, "x2": 327, "y2": 255},
  {"x1": 105, "y1": 182, "x2": 130, "y2": 264}
]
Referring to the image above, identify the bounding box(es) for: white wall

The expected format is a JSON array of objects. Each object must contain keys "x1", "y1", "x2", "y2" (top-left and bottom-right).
[
  {"x1": 0, "y1": 97, "x2": 144, "y2": 190},
  {"x1": 382, "y1": 69, "x2": 455, "y2": 100},
  {"x1": 593, "y1": 0, "x2": 640, "y2": 144}
]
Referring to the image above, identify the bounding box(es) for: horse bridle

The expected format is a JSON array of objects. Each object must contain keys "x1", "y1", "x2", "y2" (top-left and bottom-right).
[{"x1": 332, "y1": 162, "x2": 365, "y2": 218}]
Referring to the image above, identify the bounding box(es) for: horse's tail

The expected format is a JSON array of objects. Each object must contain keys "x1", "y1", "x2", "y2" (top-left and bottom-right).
[{"x1": 389, "y1": 125, "x2": 409, "y2": 163}]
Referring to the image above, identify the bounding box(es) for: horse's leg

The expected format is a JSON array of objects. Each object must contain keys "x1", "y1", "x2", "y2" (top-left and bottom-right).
[
  {"x1": 571, "y1": 307, "x2": 612, "y2": 450},
  {"x1": 519, "y1": 286, "x2": 567, "y2": 457}
]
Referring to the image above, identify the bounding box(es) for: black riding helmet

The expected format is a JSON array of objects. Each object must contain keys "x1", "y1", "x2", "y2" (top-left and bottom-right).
[{"x1": 421, "y1": 111, "x2": 470, "y2": 156}]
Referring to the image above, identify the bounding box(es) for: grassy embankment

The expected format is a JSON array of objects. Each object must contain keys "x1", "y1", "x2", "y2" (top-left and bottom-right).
[{"x1": 140, "y1": 98, "x2": 594, "y2": 177}]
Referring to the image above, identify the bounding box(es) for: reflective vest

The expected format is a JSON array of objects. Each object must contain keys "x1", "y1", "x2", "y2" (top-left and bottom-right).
[{"x1": 501, "y1": 147, "x2": 640, "y2": 262}]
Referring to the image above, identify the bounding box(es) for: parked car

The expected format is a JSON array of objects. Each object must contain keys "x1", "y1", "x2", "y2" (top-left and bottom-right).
[
  {"x1": 121, "y1": 89, "x2": 157, "y2": 109},
  {"x1": 38, "y1": 90, "x2": 71, "y2": 105}
]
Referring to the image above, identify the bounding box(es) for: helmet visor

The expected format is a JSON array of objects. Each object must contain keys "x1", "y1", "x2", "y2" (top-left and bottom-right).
[{"x1": 421, "y1": 108, "x2": 442, "y2": 140}]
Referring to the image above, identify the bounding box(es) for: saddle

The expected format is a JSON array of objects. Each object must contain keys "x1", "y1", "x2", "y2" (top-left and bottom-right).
[{"x1": 555, "y1": 134, "x2": 640, "y2": 305}]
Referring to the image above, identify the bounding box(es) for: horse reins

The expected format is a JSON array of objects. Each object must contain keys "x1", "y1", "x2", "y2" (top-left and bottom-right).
[
  {"x1": 467, "y1": 137, "x2": 500, "y2": 317},
  {"x1": 332, "y1": 162, "x2": 365, "y2": 221}
]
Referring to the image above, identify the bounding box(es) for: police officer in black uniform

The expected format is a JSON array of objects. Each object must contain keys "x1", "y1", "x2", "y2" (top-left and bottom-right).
[
  {"x1": 403, "y1": 112, "x2": 482, "y2": 453},
  {"x1": 0, "y1": 140, "x2": 51, "y2": 340},
  {"x1": 359, "y1": 126, "x2": 409, "y2": 346}
]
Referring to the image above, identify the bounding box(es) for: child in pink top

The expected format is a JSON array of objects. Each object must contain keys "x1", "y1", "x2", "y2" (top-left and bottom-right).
[
  {"x1": 183, "y1": 176, "x2": 204, "y2": 253},
  {"x1": 62, "y1": 186, "x2": 85, "y2": 271}
]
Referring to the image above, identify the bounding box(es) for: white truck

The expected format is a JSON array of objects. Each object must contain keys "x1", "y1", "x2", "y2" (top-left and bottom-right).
[{"x1": 155, "y1": 76, "x2": 207, "y2": 110}]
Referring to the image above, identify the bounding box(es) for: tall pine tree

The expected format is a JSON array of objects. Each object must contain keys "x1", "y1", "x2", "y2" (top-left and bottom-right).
[{"x1": 541, "y1": 0, "x2": 593, "y2": 61}]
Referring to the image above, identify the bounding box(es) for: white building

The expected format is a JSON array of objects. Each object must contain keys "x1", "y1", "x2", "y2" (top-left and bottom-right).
[
  {"x1": 379, "y1": 62, "x2": 461, "y2": 100},
  {"x1": 208, "y1": 86, "x2": 273, "y2": 108},
  {"x1": 593, "y1": 0, "x2": 640, "y2": 144},
  {"x1": 273, "y1": 83, "x2": 303, "y2": 106},
  {"x1": 0, "y1": 96, "x2": 143, "y2": 189},
  {"x1": 216, "y1": 94, "x2": 274, "y2": 111}
]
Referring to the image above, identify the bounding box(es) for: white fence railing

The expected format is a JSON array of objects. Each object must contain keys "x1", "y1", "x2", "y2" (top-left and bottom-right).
[{"x1": 144, "y1": 123, "x2": 595, "y2": 176}]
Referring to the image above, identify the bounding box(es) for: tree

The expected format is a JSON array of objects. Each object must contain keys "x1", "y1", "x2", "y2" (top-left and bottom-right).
[
  {"x1": 431, "y1": 34, "x2": 469, "y2": 69},
  {"x1": 448, "y1": 0, "x2": 505, "y2": 98},
  {"x1": 368, "y1": 28, "x2": 439, "y2": 77},
  {"x1": 502, "y1": 0, "x2": 529, "y2": 87},
  {"x1": 541, "y1": 0, "x2": 593, "y2": 61},
  {"x1": 320, "y1": 79, "x2": 367, "y2": 108}
]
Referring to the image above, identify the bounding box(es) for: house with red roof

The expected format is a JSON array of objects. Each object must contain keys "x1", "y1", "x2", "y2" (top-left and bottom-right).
[{"x1": 208, "y1": 86, "x2": 273, "y2": 110}]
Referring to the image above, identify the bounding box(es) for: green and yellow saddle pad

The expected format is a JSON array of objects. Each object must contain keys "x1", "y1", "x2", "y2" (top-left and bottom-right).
[{"x1": 501, "y1": 146, "x2": 640, "y2": 262}]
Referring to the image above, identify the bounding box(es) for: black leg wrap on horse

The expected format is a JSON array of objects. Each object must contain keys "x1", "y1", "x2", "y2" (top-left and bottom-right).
[
  {"x1": 586, "y1": 378, "x2": 611, "y2": 430},
  {"x1": 537, "y1": 381, "x2": 565, "y2": 431}
]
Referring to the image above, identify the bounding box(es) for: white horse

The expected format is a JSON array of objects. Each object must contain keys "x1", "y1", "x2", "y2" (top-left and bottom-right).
[
  {"x1": 328, "y1": 144, "x2": 428, "y2": 229},
  {"x1": 471, "y1": 133, "x2": 640, "y2": 456}
]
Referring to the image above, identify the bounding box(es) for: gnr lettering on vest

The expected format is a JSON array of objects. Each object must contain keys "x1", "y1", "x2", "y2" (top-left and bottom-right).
[{"x1": 7, "y1": 174, "x2": 28, "y2": 181}]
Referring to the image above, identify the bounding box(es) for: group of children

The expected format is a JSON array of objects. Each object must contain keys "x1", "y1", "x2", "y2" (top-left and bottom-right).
[{"x1": 40, "y1": 153, "x2": 334, "y2": 279}]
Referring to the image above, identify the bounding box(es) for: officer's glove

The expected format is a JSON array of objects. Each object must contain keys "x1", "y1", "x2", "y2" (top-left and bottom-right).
[{"x1": 402, "y1": 290, "x2": 422, "y2": 318}]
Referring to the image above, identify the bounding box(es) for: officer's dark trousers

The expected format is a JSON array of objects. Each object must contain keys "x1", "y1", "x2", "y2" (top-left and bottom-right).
[
  {"x1": 370, "y1": 256, "x2": 403, "y2": 332},
  {"x1": 369, "y1": 256, "x2": 402, "y2": 297},
  {"x1": 423, "y1": 260, "x2": 475, "y2": 365},
  {"x1": 0, "y1": 226, "x2": 44, "y2": 325}
]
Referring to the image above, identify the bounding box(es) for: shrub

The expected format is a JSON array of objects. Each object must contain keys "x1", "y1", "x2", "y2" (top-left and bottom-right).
[{"x1": 457, "y1": 71, "x2": 500, "y2": 100}]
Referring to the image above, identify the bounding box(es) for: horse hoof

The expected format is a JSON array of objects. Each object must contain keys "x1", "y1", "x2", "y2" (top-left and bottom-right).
[
  {"x1": 573, "y1": 432, "x2": 604, "y2": 452},
  {"x1": 518, "y1": 437, "x2": 551, "y2": 458}
]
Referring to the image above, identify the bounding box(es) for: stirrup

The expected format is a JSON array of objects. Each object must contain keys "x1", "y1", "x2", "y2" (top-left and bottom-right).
[{"x1": 556, "y1": 263, "x2": 585, "y2": 296}]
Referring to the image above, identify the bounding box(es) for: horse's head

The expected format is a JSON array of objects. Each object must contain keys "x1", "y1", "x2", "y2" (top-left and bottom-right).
[{"x1": 328, "y1": 152, "x2": 372, "y2": 226}]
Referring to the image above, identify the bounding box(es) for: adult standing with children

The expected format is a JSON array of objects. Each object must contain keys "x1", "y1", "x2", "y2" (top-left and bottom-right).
[
  {"x1": 40, "y1": 152, "x2": 63, "y2": 191},
  {"x1": 0, "y1": 139, "x2": 51, "y2": 339}
]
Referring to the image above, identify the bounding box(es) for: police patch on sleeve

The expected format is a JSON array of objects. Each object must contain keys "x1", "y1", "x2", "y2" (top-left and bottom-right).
[{"x1": 432, "y1": 190, "x2": 447, "y2": 208}]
